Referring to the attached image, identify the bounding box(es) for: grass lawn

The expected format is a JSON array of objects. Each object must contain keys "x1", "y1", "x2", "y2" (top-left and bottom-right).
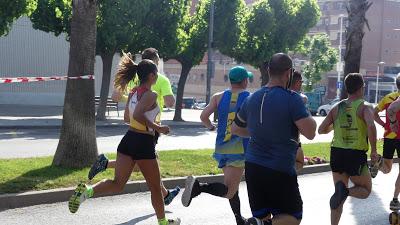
[{"x1": 0, "y1": 141, "x2": 384, "y2": 194}]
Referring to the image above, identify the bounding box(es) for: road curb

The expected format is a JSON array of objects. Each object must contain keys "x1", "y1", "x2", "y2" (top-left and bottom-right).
[{"x1": 0, "y1": 163, "x2": 333, "y2": 210}]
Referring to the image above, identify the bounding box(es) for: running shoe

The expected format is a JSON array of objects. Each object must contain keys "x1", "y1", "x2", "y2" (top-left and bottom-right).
[
  {"x1": 235, "y1": 215, "x2": 248, "y2": 225},
  {"x1": 181, "y1": 176, "x2": 201, "y2": 207},
  {"x1": 391, "y1": 198, "x2": 400, "y2": 210},
  {"x1": 158, "y1": 218, "x2": 181, "y2": 225},
  {"x1": 68, "y1": 183, "x2": 91, "y2": 213},
  {"x1": 245, "y1": 217, "x2": 264, "y2": 225},
  {"x1": 164, "y1": 186, "x2": 181, "y2": 205},
  {"x1": 369, "y1": 154, "x2": 382, "y2": 178},
  {"x1": 88, "y1": 154, "x2": 109, "y2": 180},
  {"x1": 330, "y1": 181, "x2": 349, "y2": 209}
]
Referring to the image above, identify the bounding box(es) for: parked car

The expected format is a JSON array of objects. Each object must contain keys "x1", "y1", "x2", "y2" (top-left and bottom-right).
[
  {"x1": 304, "y1": 92, "x2": 323, "y2": 116},
  {"x1": 194, "y1": 101, "x2": 206, "y2": 110},
  {"x1": 182, "y1": 97, "x2": 197, "y2": 109},
  {"x1": 317, "y1": 98, "x2": 340, "y2": 116}
]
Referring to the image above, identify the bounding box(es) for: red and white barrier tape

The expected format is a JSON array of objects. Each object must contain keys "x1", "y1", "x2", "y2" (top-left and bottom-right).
[{"x1": 0, "y1": 75, "x2": 94, "y2": 84}]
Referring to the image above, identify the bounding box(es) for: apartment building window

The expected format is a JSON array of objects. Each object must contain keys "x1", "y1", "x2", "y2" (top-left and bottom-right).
[
  {"x1": 385, "y1": 19, "x2": 393, "y2": 24},
  {"x1": 334, "y1": 2, "x2": 346, "y2": 10},
  {"x1": 324, "y1": 18, "x2": 330, "y2": 25},
  {"x1": 322, "y1": 3, "x2": 329, "y2": 10},
  {"x1": 386, "y1": 34, "x2": 391, "y2": 39},
  {"x1": 330, "y1": 31, "x2": 339, "y2": 40}
]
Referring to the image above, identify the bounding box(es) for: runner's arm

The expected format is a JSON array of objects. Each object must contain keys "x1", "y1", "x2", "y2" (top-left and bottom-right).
[
  {"x1": 388, "y1": 99, "x2": 400, "y2": 133},
  {"x1": 388, "y1": 99, "x2": 400, "y2": 124},
  {"x1": 318, "y1": 107, "x2": 335, "y2": 134},
  {"x1": 159, "y1": 76, "x2": 175, "y2": 107},
  {"x1": 295, "y1": 147, "x2": 304, "y2": 172},
  {"x1": 163, "y1": 95, "x2": 175, "y2": 108},
  {"x1": 295, "y1": 116, "x2": 316, "y2": 140},
  {"x1": 200, "y1": 94, "x2": 218, "y2": 130},
  {"x1": 124, "y1": 93, "x2": 133, "y2": 123},
  {"x1": 374, "y1": 107, "x2": 385, "y2": 127},
  {"x1": 363, "y1": 105, "x2": 378, "y2": 161},
  {"x1": 231, "y1": 114, "x2": 250, "y2": 137}
]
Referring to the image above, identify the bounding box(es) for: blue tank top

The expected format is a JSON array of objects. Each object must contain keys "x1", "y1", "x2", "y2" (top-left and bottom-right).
[{"x1": 215, "y1": 90, "x2": 250, "y2": 154}]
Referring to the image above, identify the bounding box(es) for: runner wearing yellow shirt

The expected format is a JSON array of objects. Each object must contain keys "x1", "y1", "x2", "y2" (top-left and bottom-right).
[
  {"x1": 87, "y1": 48, "x2": 180, "y2": 206},
  {"x1": 371, "y1": 74, "x2": 400, "y2": 210}
]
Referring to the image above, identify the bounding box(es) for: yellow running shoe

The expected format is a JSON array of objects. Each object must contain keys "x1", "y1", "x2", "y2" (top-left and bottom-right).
[{"x1": 68, "y1": 183, "x2": 91, "y2": 213}]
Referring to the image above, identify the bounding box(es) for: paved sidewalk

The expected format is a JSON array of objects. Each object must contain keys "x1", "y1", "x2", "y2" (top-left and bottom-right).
[{"x1": 0, "y1": 104, "x2": 203, "y2": 128}]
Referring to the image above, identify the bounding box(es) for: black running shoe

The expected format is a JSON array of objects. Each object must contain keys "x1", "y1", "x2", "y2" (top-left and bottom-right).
[
  {"x1": 235, "y1": 215, "x2": 247, "y2": 225},
  {"x1": 245, "y1": 217, "x2": 264, "y2": 225},
  {"x1": 164, "y1": 186, "x2": 181, "y2": 205},
  {"x1": 88, "y1": 154, "x2": 108, "y2": 180},
  {"x1": 330, "y1": 181, "x2": 349, "y2": 209},
  {"x1": 181, "y1": 176, "x2": 200, "y2": 207},
  {"x1": 391, "y1": 198, "x2": 400, "y2": 210}
]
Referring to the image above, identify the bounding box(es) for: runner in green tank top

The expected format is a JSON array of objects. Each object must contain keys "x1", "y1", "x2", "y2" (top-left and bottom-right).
[{"x1": 318, "y1": 73, "x2": 378, "y2": 225}]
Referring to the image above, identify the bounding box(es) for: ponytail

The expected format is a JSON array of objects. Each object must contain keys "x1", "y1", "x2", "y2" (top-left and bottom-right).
[{"x1": 114, "y1": 52, "x2": 138, "y2": 91}]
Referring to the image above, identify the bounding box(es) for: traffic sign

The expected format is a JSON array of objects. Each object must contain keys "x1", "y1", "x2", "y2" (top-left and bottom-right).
[{"x1": 337, "y1": 81, "x2": 343, "y2": 89}]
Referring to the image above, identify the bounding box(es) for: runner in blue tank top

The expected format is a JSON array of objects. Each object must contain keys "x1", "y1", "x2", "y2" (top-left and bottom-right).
[{"x1": 181, "y1": 66, "x2": 252, "y2": 225}]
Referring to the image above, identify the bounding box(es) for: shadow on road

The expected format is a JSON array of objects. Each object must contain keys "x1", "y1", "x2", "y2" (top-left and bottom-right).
[{"x1": 115, "y1": 211, "x2": 172, "y2": 225}]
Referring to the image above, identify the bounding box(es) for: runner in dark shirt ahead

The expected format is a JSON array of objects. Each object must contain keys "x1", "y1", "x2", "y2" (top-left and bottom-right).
[{"x1": 232, "y1": 53, "x2": 316, "y2": 225}]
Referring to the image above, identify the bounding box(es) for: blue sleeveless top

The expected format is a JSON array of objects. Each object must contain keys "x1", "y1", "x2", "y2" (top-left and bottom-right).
[{"x1": 215, "y1": 90, "x2": 250, "y2": 154}]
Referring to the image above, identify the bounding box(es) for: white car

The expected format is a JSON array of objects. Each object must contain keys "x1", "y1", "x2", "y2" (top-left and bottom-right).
[{"x1": 317, "y1": 99, "x2": 340, "y2": 116}]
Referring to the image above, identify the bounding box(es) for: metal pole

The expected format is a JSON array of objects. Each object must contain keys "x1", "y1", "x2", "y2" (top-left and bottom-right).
[
  {"x1": 375, "y1": 65, "x2": 380, "y2": 104},
  {"x1": 206, "y1": 0, "x2": 215, "y2": 104},
  {"x1": 337, "y1": 15, "x2": 344, "y2": 99}
]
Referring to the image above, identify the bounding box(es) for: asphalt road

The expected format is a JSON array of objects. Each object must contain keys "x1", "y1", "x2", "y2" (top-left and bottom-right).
[
  {"x1": 1, "y1": 165, "x2": 398, "y2": 225},
  {"x1": 0, "y1": 116, "x2": 385, "y2": 159}
]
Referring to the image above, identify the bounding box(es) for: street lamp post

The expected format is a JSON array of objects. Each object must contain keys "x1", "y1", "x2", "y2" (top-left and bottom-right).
[
  {"x1": 206, "y1": 0, "x2": 215, "y2": 105},
  {"x1": 336, "y1": 14, "x2": 345, "y2": 99},
  {"x1": 375, "y1": 61, "x2": 385, "y2": 104}
]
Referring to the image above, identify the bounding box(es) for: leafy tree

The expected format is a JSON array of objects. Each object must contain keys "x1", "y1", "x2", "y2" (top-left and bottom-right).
[
  {"x1": 0, "y1": 0, "x2": 37, "y2": 36},
  {"x1": 298, "y1": 34, "x2": 338, "y2": 91},
  {"x1": 171, "y1": 0, "x2": 244, "y2": 121},
  {"x1": 172, "y1": 0, "x2": 209, "y2": 121},
  {"x1": 31, "y1": 0, "x2": 152, "y2": 120},
  {"x1": 95, "y1": 0, "x2": 151, "y2": 120},
  {"x1": 29, "y1": 0, "x2": 187, "y2": 120},
  {"x1": 233, "y1": 0, "x2": 320, "y2": 85},
  {"x1": 340, "y1": 0, "x2": 372, "y2": 99},
  {"x1": 53, "y1": 0, "x2": 97, "y2": 168}
]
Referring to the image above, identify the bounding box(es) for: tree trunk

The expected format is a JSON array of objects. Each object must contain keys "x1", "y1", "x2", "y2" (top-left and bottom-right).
[
  {"x1": 96, "y1": 53, "x2": 114, "y2": 121},
  {"x1": 340, "y1": 0, "x2": 372, "y2": 99},
  {"x1": 173, "y1": 63, "x2": 192, "y2": 121},
  {"x1": 53, "y1": 0, "x2": 98, "y2": 168},
  {"x1": 260, "y1": 62, "x2": 269, "y2": 87}
]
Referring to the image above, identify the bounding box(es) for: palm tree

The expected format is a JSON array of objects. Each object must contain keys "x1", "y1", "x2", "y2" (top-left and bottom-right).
[
  {"x1": 340, "y1": 0, "x2": 372, "y2": 99},
  {"x1": 53, "y1": 0, "x2": 98, "y2": 168}
]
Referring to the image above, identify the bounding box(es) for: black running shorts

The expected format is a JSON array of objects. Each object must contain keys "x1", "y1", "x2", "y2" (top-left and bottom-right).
[
  {"x1": 383, "y1": 138, "x2": 400, "y2": 159},
  {"x1": 117, "y1": 130, "x2": 156, "y2": 160},
  {"x1": 330, "y1": 147, "x2": 368, "y2": 176},
  {"x1": 245, "y1": 162, "x2": 303, "y2": 220}
]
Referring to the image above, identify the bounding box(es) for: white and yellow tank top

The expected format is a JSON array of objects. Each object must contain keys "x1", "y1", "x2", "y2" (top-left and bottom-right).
[{"x1": 128, "y1": 87, "x2": 161, "y2": 132}]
